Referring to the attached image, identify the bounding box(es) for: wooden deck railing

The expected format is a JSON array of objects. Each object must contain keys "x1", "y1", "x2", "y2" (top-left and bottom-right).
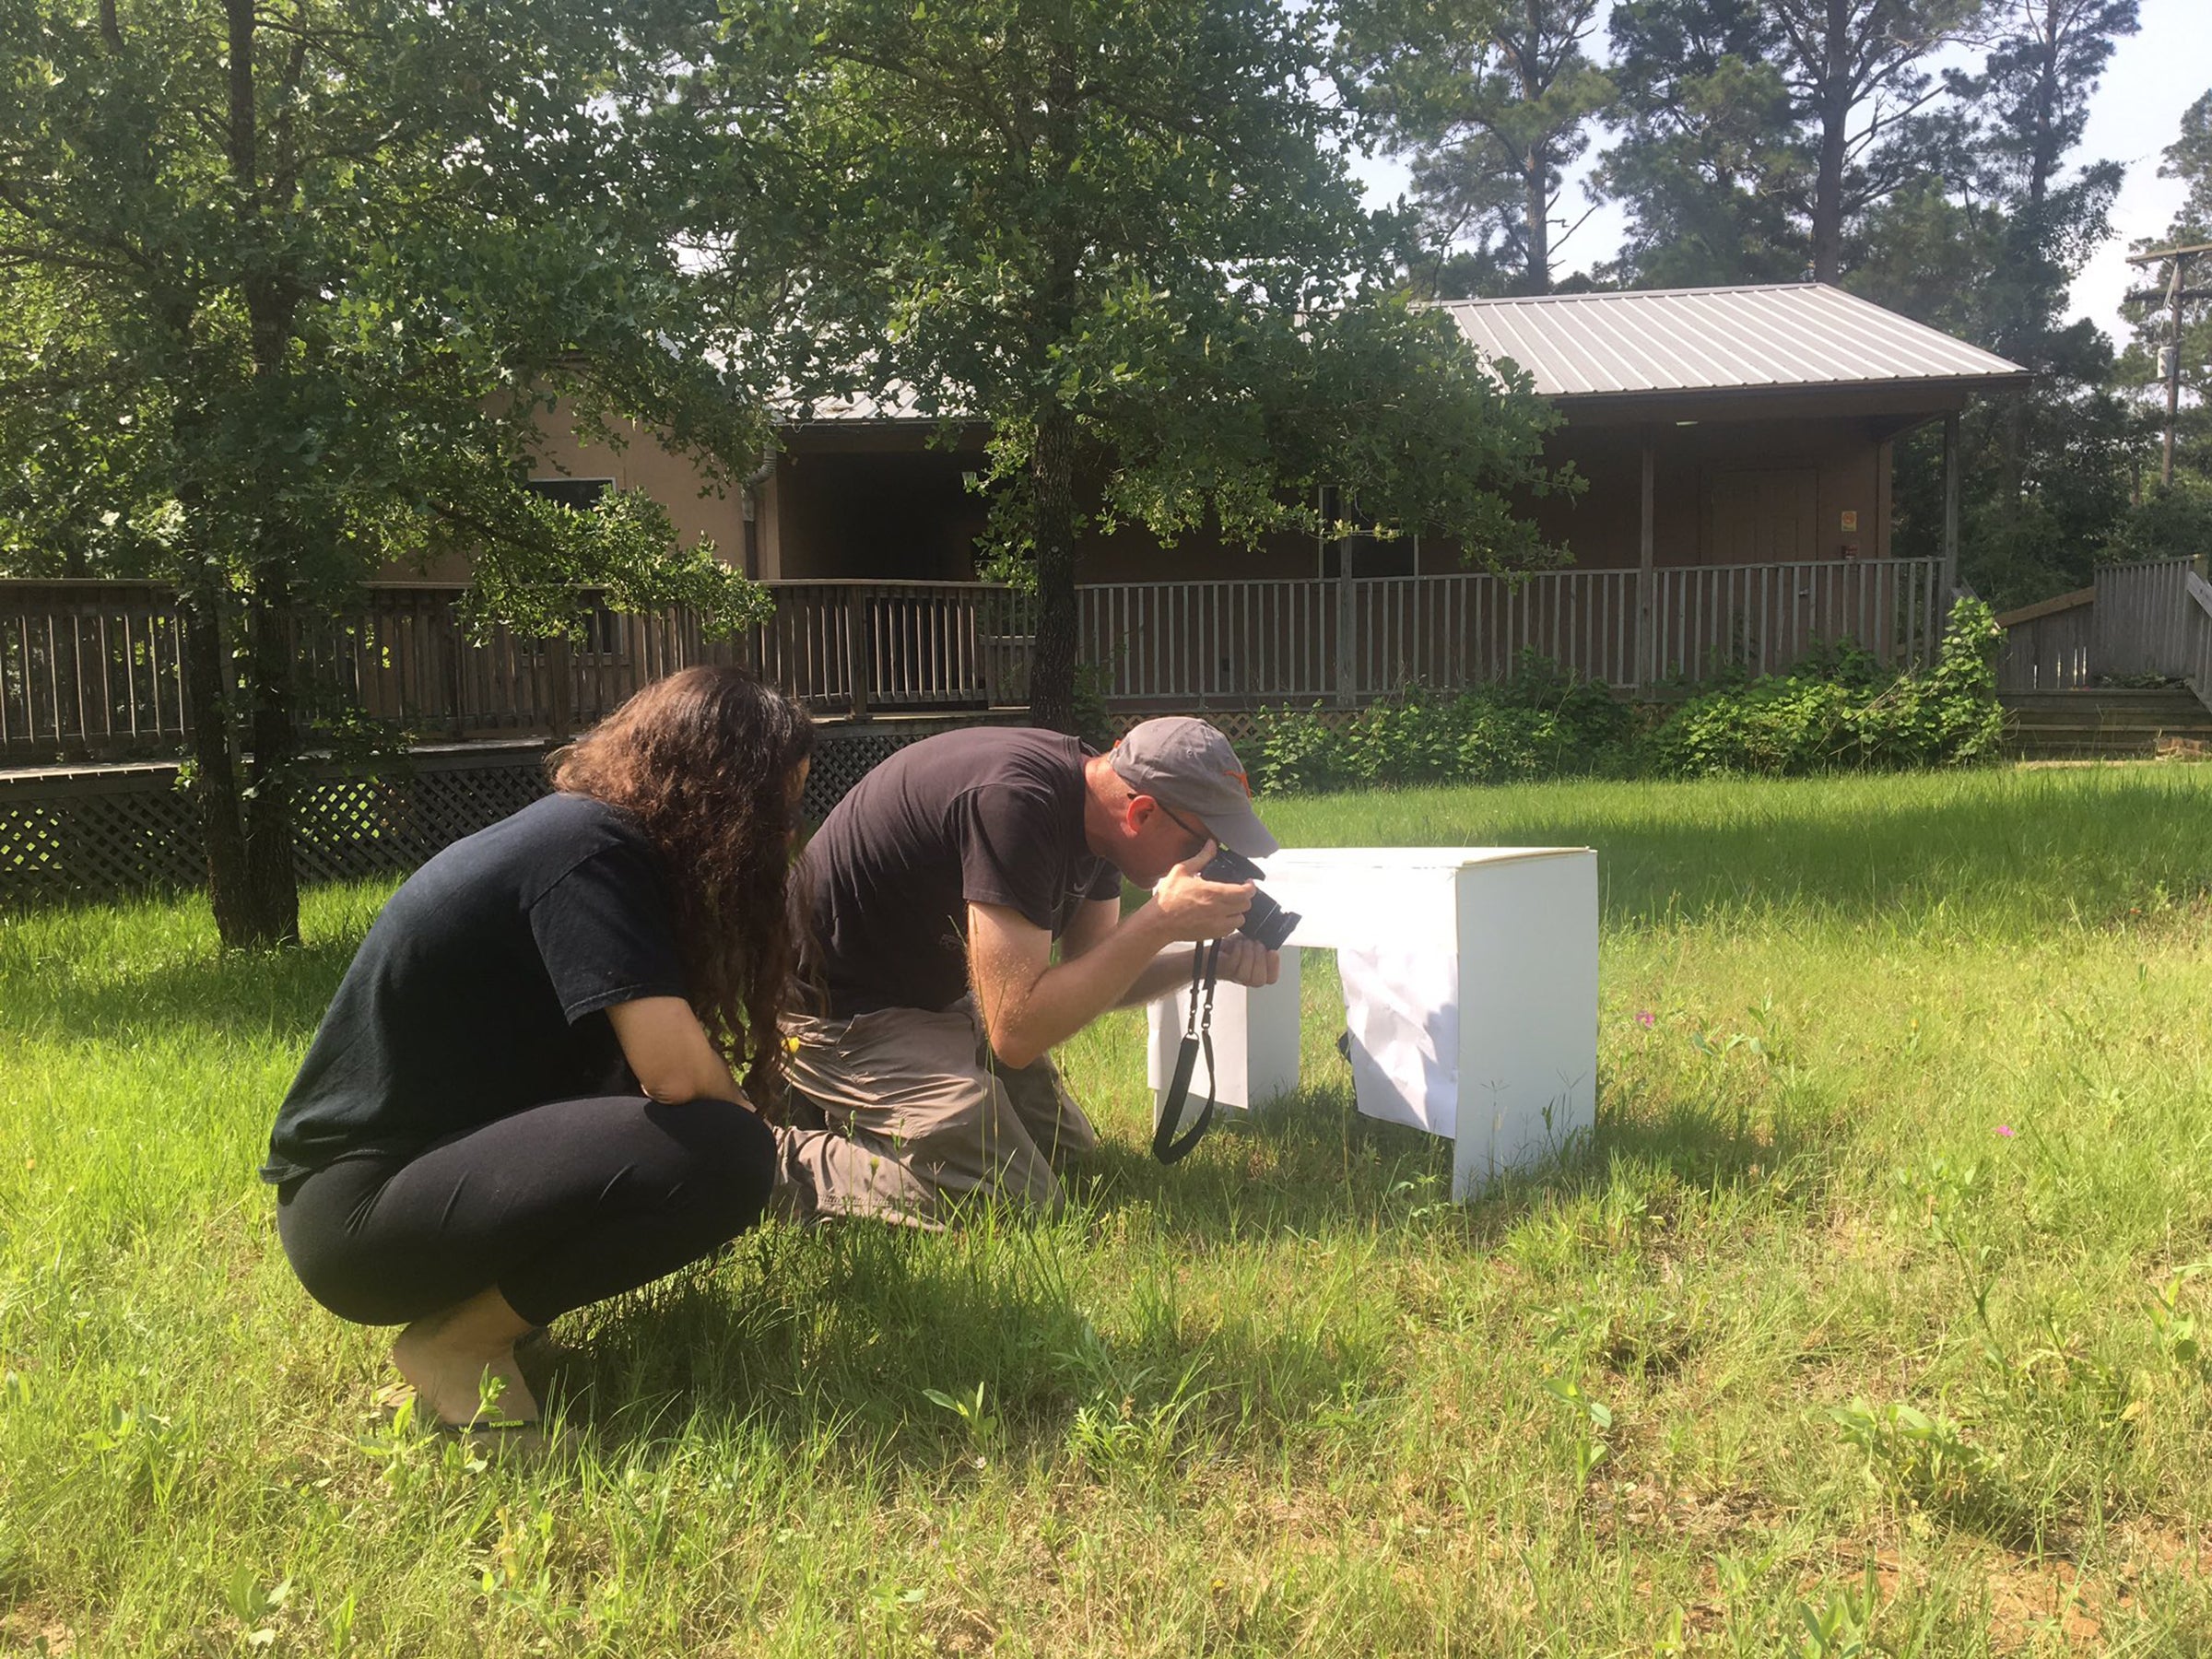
[
  {"x1": 1993, "y1": 589, "x2": 2095, "y2": 691},
  {"x1": 1, "y1": 558, "x2": 1950, "y2": 763},
  {"x1": 1077, "y1": 557, "x2": 1945, "y2": 709},
  {"x1": 0, "y1": 582, "x2": 193, "y2": 758},
  {"x1": 1994, "y1": 556, "x2": 2210, "y2": 699},
  {"x1": 0, "y1": 579, "x2": 1038, "y2": 763},
  {"x1": 2181, "y1": 571, "x2": 2212, "y2": 712}
]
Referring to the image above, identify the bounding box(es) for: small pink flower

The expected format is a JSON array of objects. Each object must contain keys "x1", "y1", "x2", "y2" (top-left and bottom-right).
[
  {"x1": 1994, "y1": 1124, "x2": 2017, "y2": 1138},
  {"x1": 1635, "y1": 1010, "x2": 1656, "y2": 1029}
]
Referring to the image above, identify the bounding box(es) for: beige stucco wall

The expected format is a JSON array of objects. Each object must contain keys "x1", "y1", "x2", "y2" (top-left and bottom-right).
[
  {"x1": 385, "y1": 395, "x2": 755, "y2": 582},
  {"x1": 423, "y1": 394, "x2": 1953, "y2": 586},
  {"x1": 524, "y1": 404, "x2": 751, "y2": 561}
]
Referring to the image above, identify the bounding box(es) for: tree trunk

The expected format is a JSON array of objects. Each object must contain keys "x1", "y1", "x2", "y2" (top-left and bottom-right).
[
  {"x1": 1027, "y1": 406, "x2": 1080, "y2": 735},
  {"x1": 1523, "y1": 147, "x2": 1550, "y2": 293},
  {"x1": 1025, "y1": 44, "x2": 1084, "y2": 735},
  {"x1": 1518, "y1": 0, "x2": 1551, "y2": 293},
  {"x1": 1810, "y1": 22, "x2": 1851, "y2": 282},
  {"x1": 241, "y1": 570, "x2": 301, "y2": 945},
  {"x1": 181, "y1": 572, "x2": 284, "y2": 949},
  {"x1": 203, "y1": 0, "x2": 300, "y2": 947}
]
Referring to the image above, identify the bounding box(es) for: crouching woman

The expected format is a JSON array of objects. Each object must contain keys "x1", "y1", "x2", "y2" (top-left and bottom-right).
[{"x1": 262, "y1": 665, "x2": 814, "y2": 1428}]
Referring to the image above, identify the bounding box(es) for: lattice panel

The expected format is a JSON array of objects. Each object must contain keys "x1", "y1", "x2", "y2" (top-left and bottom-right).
[
  {"x1": 293, "y1": 776, "x2": 433, "y2": 886},
  {"x1": 803, "y1": 728, "x2": 929, "y2": 823},
  {"x1": 0, "y1": 723, "x2": 980, "y2": 905},
  {"x1": 0, "y1": 775, "x2": 202, "y2": 904},
  {"x1": 1100, "y1": 707, "x2": 1359, "y2": 760},
  {"x1": 290, "y1": 760, "x2": 554, "y2": 886}
]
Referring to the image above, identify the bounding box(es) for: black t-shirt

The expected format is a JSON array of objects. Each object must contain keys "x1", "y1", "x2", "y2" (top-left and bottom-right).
[
  {"x1": 263, "y1": 792, "x2": 688, "y2": 1184},
  {"x1": 799, "y1": 727, "x2": 1125, "y2": 1018}
]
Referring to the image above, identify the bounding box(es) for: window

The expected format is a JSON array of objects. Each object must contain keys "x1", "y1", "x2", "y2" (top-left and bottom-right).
[{"x1": 524, "y1": 477, "x2": 615, "y2": 512}]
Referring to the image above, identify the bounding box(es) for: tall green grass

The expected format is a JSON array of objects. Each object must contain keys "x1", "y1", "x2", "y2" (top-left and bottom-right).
[{"x1": 5, "y1": 764, "x2": 2212, "y2": 1655}]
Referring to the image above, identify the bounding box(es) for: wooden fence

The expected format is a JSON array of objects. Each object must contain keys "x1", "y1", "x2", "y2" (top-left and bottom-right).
[
  {"x1": 1079, "y1": 556, "x2": 1945, "y2": 709},
  {"x1": 2, "y1": 558, "x2": 1950, "y2": 764},
  {"x1": 0, "y1": 580, "x2": 1038, "y2": 763},
  {"x1": 1994, "y1": 556, "x2": 2212, "y2": 700},
  {"x1": 1993, "y1": 589, "x2": 2095, "y2": 691}
]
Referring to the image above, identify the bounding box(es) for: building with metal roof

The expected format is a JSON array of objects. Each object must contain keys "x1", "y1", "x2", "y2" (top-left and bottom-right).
[
  {"x1": 512, "y1": 283, "x2": 2028, "y2": 691},
  {"x1": 1436, "y1": 284, "x2": 2024, "y2": 403}
]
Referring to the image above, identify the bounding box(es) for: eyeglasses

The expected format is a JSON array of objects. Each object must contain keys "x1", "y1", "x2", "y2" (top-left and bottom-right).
[
  {"x1": 1154, "y1": 799, "x2": 1210, "y2": 853},
  {"x1": 1126, "y1": 784, "x2": 1209, "y2": 854}
]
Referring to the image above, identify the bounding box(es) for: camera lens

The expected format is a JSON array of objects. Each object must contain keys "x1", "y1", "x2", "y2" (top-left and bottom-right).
[{"x1": 1240, "y1": 887, "x2": 1298, "y2": 951}]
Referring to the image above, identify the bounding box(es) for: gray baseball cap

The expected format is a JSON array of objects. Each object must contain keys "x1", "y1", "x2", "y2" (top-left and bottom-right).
[{"x1": 1108, "y1": 717, "x2": 1279, "y2": 857}]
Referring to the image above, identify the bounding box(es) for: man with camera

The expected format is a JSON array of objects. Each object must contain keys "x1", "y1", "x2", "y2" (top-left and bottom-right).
[{"x1": 772, "y1": 717, "x2": 1282, "y2": 1226}]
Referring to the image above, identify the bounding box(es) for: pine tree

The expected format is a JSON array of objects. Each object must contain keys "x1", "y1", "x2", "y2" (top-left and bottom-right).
[
  {"x1": 2122, "y1": 88, "x2": 2212, "y2": 490},
  {"x1": 1601, "y1": 0, "x2": 1975, "y2": 286},
  {"x1": 1862, "y1": 0, "x2": 2144, "y2": 606},
  {"x1": 1345, "y1": 0, "x2": 1614, "y2": 295}
]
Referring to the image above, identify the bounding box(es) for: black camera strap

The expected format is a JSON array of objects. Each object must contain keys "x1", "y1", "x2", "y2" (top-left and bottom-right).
[{"x1": 1153, "y1": 940, "x2": 1220, "y2": 1164}]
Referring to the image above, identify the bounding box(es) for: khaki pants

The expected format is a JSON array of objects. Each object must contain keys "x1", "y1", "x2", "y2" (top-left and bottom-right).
[{"x1": 771, "y1": 998, "x2": 1098, "y2": 1228}]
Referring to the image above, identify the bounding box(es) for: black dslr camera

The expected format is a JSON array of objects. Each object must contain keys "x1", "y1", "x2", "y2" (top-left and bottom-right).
[
  {"x1": 1156, "y1": 846, "x2": 1300, "y2": 1166},
  {"x1": 1200, "y1": 846, "x2": 1300, "y2": 952}
]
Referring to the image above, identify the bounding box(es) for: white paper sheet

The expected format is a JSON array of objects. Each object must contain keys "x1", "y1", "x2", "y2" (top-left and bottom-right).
[{"x1": 1337, "y1": 943, "x2": 1459, "y2": 1136}]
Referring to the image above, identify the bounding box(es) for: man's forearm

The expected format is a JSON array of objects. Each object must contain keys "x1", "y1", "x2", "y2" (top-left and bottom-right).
[
  {"x1": 1115, "y1": 945, "x2": 1199, "y2": 1009},
  {"x1": 986, "y1": 907, "x2": 1180, "y2": 1067}
]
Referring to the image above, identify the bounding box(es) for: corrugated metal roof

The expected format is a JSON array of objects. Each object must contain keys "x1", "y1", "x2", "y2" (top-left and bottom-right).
[{"x1": 1436, "y1": 284, "x2": 2027, "y2": 398}]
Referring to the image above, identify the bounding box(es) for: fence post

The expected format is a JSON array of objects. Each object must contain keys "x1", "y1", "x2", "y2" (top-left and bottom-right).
[
  {"x1": 844, "y1": 586, "x2": 871, "y2": 721},
  {"x1": 1334, "y1": 568, "x2": 1355, "y2": 707},
  {"x1": 546, "y1": 636, "x2": 572, "y2": 740},
  {"x1": 441, "y1": 599, "x2": 466, "y2": 742}
]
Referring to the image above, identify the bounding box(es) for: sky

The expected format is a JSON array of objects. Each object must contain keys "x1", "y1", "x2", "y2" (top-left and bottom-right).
[{"x1": 1347, "y1": 0, "x2": 2207, "y2": 353}]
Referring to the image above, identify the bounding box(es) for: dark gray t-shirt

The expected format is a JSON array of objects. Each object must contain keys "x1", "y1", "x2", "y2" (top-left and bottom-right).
[
  {"x1": 263, "y1": 792, "x2": 688, "y2": 1184},
  {"x1": 798, "y1": 727, "x2": 1125, "y2": 1018}
]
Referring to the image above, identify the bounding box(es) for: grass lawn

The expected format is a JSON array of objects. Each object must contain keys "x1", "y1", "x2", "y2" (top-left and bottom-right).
[{"x1": 5, "y1": 762, "x2": 2212, "y2": 1656}]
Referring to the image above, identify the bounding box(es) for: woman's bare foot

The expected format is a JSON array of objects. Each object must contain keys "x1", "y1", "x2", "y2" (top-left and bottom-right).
[{"x1": 390, "y1": 1288, "x2": 542, "y2": 1427}]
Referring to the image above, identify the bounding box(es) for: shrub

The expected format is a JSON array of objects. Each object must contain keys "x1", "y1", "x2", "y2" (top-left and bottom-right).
[
  {"x1": 1246, "y1": 705, "x2": 1347, "y2": 795},
  {"x1": 1650, "y1": 599, "x2": 2004, "y2": 778},
  {"x1": 1649, "y1": 676, "x2": 1860, "y2": 777},
  {"x1": 1244, "y1": 670, "x2": 1619, "y2": 795},
  {"x1": 1240, "y1": 606, "x2": 2002, "y2": 795}
]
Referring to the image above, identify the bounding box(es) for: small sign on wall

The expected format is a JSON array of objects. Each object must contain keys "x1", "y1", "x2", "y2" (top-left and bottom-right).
[{"x1": 1840, "y1": 510, "x2": 1860, "y2": 533}]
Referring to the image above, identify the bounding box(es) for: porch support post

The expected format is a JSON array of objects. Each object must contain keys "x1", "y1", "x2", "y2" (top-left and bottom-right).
[
  {"x1": 1941, "y1": 411, "x2": 1960, "y2": 616},
  {"x1": 1636, "y1": 428, "x2": 1655, "y2": 688},
  {"x1": 1335, "y1": 529, "x2": 1356, "y2": 708}
]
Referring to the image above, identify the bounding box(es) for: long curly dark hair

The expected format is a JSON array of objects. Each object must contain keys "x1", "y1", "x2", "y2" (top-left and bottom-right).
[{"x1": 549, "y1": 665, "x2": 815, "y2": 1106}]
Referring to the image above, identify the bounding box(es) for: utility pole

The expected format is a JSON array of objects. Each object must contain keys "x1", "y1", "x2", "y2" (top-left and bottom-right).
[{"x1": 2126, "y1": 241, "x2": 2212, "y2": 488}]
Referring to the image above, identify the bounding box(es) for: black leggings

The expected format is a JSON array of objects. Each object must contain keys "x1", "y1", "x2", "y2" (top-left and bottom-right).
[{"x1": 276, "y1": 1094, "x2": 776, "y2": 1329}]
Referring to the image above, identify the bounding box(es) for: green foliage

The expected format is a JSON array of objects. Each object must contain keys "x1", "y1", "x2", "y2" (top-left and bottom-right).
[
  {"x1": 700, "y1": 0, "x2": 1570, "y2": 725},
  {"x1": 1598, "y1": 0, "x2": 1977, "y2": 286},
  {"x1": 0, "y1": 0, "x2": 773, "y2": 942},
  {"x1": 1830, "y1": 1398, "x2": 2009, "y2": 1526},
  {"x1": 2124, "y1": 88, "x2": 2212, "y2": 485},
  {"x1": 1249, "y1": 606, "x2": 2002, "y2": 794},
  {"x1": 1244, "y1": 654, "x2": 1631, "y2": 796},
  {"x1": 1340, "y1": 0, "x2": 1612, "y2": 296},
  {"x1": 2100, "y1": 479, "x2": 2212, "y2": 565},
  {"x1": 1650, "y1": 598, "x2": 2004, "y2": 778}
]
